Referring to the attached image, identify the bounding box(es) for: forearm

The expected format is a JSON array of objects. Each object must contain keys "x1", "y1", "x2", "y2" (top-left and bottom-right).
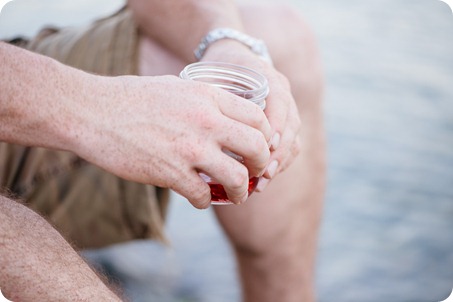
[
  {"x1": 0, "y1": 195, "x2": 122, "y2": 301},
  {"x1": 127, "y1": 0, "x2": 244, "y2": 62},
  {"x1": 0, "y1": 42, "x2": 95, "y2": 153}
]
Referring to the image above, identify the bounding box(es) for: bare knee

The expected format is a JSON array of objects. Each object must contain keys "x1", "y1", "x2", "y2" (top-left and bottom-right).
[
  {"x1": 240, "y1": 5, "x2": 315, "y2": 59},
  {"x1": 240, "y1": 4, "x2": 324, "y2": 111}
]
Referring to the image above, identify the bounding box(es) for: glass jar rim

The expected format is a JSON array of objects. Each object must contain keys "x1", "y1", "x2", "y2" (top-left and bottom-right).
[{"x1": 179, "y1": 62, "x2": 269, "y2": 109}]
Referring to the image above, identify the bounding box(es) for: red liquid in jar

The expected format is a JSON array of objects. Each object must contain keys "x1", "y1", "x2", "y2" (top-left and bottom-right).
[{"x1": 209, "y1": 176, "x2": 259, "y2": 203}]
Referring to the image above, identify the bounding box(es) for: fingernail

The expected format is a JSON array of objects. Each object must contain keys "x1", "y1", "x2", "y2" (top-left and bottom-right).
[
  {"x1": 256, "y1": 177, "x2": 270, "y2": 192},
  {"x1": 266, "y1": 160, "x2": 279, "y2": 179},
  {"x1": 270, "y1": 133, "x2": 280, "y2": 151}
]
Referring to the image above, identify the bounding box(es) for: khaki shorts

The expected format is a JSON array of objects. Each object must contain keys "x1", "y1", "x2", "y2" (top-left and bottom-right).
[{"x1": 1, "y1": 8, "x2": 169, "y2": 249}]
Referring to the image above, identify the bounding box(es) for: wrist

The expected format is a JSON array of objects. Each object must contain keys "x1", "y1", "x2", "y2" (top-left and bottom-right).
[
  {"x1": 67, "y1": 74, "x2": 134, "y2": 163},
  {"x1": 194, "y1": 28, "x2": 272, "y2": 63}
]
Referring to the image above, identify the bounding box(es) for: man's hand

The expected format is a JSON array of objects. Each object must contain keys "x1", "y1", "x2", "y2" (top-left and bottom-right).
[
  {"x1": 74, "y1": 75, "x2": 272, "y2": 208},
  {"x1": 128, "y1": 0, "x2": 301, "y2": 192},
  {"x1": 0, "y1": 43, "x2": 271, "y2": 209},
  {"x1": 202, "y1": 40, "x2": 302, "y2": 190}
]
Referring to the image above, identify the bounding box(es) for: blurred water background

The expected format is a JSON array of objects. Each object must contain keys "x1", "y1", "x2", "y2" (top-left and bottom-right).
[{"x1": 1, "y1": 0, "x2": 453, "y2": 301}]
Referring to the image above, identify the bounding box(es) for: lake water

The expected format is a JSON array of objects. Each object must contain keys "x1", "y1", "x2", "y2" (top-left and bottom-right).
[{"x1": 1, "y1": 1, "x2": 453, "y2": 301}]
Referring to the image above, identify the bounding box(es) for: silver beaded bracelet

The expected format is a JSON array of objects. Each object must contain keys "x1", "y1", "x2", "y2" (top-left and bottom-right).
[{"x1": 193, "y1": 28, "x2": 272, "y2": 63}]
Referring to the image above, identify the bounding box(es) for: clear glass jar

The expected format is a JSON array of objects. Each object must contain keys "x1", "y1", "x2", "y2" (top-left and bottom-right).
[{"x1": 180, "y1": 62, "x2": 269, "y2": 205}]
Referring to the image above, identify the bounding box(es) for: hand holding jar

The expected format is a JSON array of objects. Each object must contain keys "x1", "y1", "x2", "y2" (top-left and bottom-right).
[
  {"x1": 180, "y1": 61, "x2": 269, "y2": 204},
  {"x1": 201, "y1": 40, "x2": 303, "y2": 192}
]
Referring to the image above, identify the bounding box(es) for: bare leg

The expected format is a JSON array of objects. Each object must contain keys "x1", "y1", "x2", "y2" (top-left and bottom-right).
[
  {"x1": 0, "y1": 195, "x2": 122, "y2": 301},
  {"x1": 212, "y1": 5, "x2": 326, "y2": 302},
  {"x1": 137, "y1": 4, "x2": 325, "y2": 301}
]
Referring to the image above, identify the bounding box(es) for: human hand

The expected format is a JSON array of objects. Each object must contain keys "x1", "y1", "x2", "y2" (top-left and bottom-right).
[
  {"x1": 202, "y1": 41, "x2": 302, "y2": 190},
  {"x1": 72, "y1": 75, "x2": 271, "y2": 208}
]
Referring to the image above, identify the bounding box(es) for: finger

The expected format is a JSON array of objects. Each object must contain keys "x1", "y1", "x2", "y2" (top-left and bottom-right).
[
  {"x1": 216, "y1": 119, "x2": 270, "y2": 177},
  {"x1": 264, "y1": 128, "x2": 301, "y2": 179},
  {"x1": 264, "y1": 88, "x2": 301, "y2": 173},
  {"x1": 280, "y1": 135, "x2": 302, "y2": 172},
  {"x1": 198, "y1": 152, "x2": 250, "y2": 205},
  {"x1": 255, "y1": 133, "x2": 300, "y2": 193},
  {"x1": 269, "y1": 131, "x2": 281, "y2": 152},
  {"x1": 171, "y1": 169, "x2": 212, "y2": 209},
  {"x1": 261, "y1": 159, "x2": 279, "y2": 180},
  {"x1": 263, "y1": 76, "x2": 292, "y2": 136},
  {"x1": 218, "y1": 93, "x2": 272, "y2": 143},
  {"x1": 255, "y1": 176, "x2": 270, "y2": 193}
]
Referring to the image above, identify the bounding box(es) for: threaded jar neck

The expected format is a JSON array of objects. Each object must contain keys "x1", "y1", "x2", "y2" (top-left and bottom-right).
[{"x1": 180, "y1": 62, "x2": 268, "y2": 110}]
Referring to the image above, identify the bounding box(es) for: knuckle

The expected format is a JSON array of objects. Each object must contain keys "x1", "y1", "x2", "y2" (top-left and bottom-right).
[
  {"x1": 198, "y1": 113, "x2": 218, "y2": 131},
  {"x1": 229, "y1": 166, "x2": 249, "y2": 191},
  {"x1": 280, "y1": 74, "x2": 291, "y2": 88},
  {"x1": 250, "y1": 106, "x2": 267, "y2": 125},
  {"x1": 273, "y1": 71, "x2": 291, "y2": 90},
  {"x1": 169, "y1": 172, "x2": 211, "y2": 209},
  {"x1": 250, "y1": 132, "x2": 270, "y2": 159},
  {"x1": 189, "y1": 185, "x2": 211, "y2": 209},
  {"x1": 180, "y1": 142, "x2": 204, "y2": 164}
]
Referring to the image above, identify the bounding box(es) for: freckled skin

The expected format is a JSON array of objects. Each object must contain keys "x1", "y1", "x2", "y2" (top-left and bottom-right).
[
  {"x1": 0, "y1": 1, "x2": 324, "y2": 301},
  {"x1": 0, "y1": 45, "x2": 271, "y2": 209},
  {"x1": 0, "y1": 40, "x2": 271, "y2": 300}
]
